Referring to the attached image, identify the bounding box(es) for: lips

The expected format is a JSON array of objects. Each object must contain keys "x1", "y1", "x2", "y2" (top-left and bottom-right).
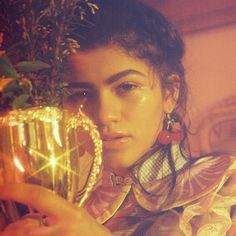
[{"x1": 101, "y1": 133, "x2": 131, "y2": 149}]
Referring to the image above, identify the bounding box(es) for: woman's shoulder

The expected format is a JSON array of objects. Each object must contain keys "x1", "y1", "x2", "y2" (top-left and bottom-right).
[
  {"x1": 178, "y1": 153, "x2": 236, "y2": 202},
  {"x1": 185, "y1": 153, "x2": 236, "y2": 199},
  {"x1": 133, "y1": 153, "x2": 236, "y2": 212},
  {"x1": 185, "y1": 152, "x2": 235, "y2": 190},
  {"x1": 191, "y1": 152, "x2": 235, "y2": 171},
  {"x1": 137, "y1": 152, "x2": 236, "y2": 236},
  {"x1": 178, "y1": 153, "x2": 236, "y2": 235}
]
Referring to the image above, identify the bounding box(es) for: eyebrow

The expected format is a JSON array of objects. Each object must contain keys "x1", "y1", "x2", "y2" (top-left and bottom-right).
[
  {"x1": 68, "y1": 69, "x2": 146, "y2": 88},
  {"x1": 105, "y1": 69, "x2": 146, "y2": 85}
]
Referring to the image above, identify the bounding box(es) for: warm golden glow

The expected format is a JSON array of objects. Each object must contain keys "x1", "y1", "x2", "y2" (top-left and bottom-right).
[
  {"x1": 28, "y1": 147, "x2": 78, "y2": 177},
  {"x1": 0, "y1": 106, "x2": 103, "y2": 207},
  {"x1": 13, "y1": 157, "x2": 25, "y2": 173},
  {"x1": 49, "y1": 156, "x2": 57, "y2": 168},
  {"x1": 52, "y1": 121, "x2": 62, "y2": 147}
]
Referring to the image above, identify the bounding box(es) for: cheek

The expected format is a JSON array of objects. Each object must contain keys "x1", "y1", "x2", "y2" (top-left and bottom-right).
[
  {"x1": 126, "y1": 89, "x2": 164, "y2": 122},
  {"x1": 63, "y1": 99, "x2": 91, "y2": 116},
  {"x1": 80, "y1": 100, "x2": 99, "y2": 123},
  {"x1": 126, "y1": 93, "x2": 164, "y2": 141},
  {"x1": 63, "y1": 100, "x2": 79, "y2": 113}
]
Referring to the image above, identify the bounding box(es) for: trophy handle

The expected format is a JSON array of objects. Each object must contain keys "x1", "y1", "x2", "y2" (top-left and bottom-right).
[{"x1": 66, "y1": 108, "x2": 103, "y2": 207}]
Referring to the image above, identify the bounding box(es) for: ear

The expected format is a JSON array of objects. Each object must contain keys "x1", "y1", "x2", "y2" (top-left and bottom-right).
[{"x1": 163, "y1": 74, "x2": 180, "y2": 114}]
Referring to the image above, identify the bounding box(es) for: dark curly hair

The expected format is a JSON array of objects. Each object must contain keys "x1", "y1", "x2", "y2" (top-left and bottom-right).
[
  {"x1": 74, "y1": 0, "x2": 187, "y2": 122},
  {"x1": 70, "y1": 0, "x2": 189, "y2": 193}
]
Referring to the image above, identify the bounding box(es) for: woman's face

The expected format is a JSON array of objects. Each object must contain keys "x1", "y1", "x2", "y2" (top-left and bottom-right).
[{"x1": 64, "y1": 45, "x2": 175, "y2": 170}]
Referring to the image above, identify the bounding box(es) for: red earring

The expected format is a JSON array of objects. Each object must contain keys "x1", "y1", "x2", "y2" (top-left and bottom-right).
[{"x1": 157, "y1": 113, "x2": 183, "y2": 145}]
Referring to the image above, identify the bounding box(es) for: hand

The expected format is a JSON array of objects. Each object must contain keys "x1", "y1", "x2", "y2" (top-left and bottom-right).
[
  {"x1": 0, "y1": 215, "x2": 41, "y2": 236},
  {"x1": 0, "y1": 212, "x2": 7, "y2": 231},
  {"x1": 0, "y1": 183, "x2": 111, "y2": 236}
]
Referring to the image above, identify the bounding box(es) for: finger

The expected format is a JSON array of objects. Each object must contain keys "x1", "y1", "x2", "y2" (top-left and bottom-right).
[
  {"x1": 5, "y1": 217, "x2": 40, "y2": 230},
  {"x1": 0, "y1": 184, "x2": 76, "y2": 218},
  {"x1": 0, "y1": 218, "x2": 41, "y2": 236},
  {"x1": 28, "y1": 226, "x2": 55, "y2": 236},
  {"x1": 22, "y1": 213, "x2": 53, "y2": 226}
]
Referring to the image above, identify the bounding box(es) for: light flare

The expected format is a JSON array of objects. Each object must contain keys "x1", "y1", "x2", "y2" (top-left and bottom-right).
[
  {"x1": 13, "y1": 157, "x2": 25, "y2": 173},
  {"x1": 49, "y1": 156, "x2": 57, "y2": 168},
  {"x1": 28, "y1": 147, "x2": 78, "y2": 177},
  {"x1": 52, "y1": 121, "x2": 62, "y2": 147}
]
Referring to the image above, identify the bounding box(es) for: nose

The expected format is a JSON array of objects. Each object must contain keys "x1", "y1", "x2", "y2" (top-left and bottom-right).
[{"x1": 95, "y1": 91, "x2": 121, "y2": 128}]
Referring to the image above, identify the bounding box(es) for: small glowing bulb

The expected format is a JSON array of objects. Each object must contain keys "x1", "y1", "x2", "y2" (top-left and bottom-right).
[
  {"x1": 49, "y1": 156, "x2": 57, "y2": 167},
  {"x1": 13, "y1": 157, "x2": 25, "y2": 173}
]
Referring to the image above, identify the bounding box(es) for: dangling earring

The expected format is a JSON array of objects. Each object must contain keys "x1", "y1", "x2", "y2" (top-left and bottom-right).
[{"x1": 157, "y1": 113, "x2": 183, "y2": 145}]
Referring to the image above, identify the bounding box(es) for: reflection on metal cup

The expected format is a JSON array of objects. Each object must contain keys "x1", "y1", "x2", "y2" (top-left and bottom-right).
[{"x1": 0, "y1": 106, "x2": 102, "y2": 222}]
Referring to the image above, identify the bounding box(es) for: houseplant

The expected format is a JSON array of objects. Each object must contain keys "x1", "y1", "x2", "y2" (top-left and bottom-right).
[
  {"x1": 0, "y1": 0, "x2": 98, "y2": 111},
  {"x1": 0, "y1": 0, "x2": 102, "y2": 223}
]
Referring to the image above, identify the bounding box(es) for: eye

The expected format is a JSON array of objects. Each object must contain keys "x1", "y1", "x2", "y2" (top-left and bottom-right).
[{"x1": 117, "y1": 82, "x2": 138, "y2": 94}]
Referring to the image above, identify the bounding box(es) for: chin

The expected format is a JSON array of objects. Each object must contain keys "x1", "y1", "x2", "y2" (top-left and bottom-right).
[
  {"x1": 103, "y1": 156, "x2": 133, "y2": 170},
  {"x1": 103, "y1": 148, "x2": 141, "y2": 170}
]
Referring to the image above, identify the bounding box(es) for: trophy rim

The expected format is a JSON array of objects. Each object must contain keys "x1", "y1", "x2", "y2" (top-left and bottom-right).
[{"x1": 0, "y1": 106, "x2": 66, "y2": 126}]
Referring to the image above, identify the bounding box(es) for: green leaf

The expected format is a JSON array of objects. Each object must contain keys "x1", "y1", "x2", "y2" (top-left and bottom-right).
[
  {"x1": 0, "y1": 56, "x2": 18, "y2": 78},
  {"x1": 11, "y1": 94, "x2": 31, "y2": 109},
  {"x1": 15, "y1": 61, "x2": 51, "y2": 72},
  {"x1": 4, "y1": 80, "x2": 21, "y2": 92}
]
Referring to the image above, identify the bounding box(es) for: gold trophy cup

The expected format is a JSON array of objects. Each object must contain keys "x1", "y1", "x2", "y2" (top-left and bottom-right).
[{"x1": 0, "y1": 106, "x2": 102, "y2": 222}]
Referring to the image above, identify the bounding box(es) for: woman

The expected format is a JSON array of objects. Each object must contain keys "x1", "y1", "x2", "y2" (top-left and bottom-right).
[{"x1": 1, "y1": 0, "x2": 236, "y2": 235}]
